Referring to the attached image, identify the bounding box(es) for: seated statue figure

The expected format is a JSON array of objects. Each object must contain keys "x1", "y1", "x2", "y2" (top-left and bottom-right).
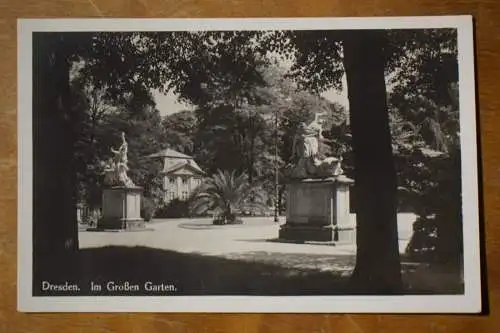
[{"x1": 288, "y1": 112, "x2": 343, "y2": 179}]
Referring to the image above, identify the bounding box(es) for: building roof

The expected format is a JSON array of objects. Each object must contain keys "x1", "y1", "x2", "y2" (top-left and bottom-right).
[
  {"x1": 164, "y1": 160, "x2": 205, "y2": 175},
  {"x1": 146, "y1": 148, "x2": 205, "y2": 175},
  {"x1": 146, "y1": 148, "x2": 193, "y2": 159}
]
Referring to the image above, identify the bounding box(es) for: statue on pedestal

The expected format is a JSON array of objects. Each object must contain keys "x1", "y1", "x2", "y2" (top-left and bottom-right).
[
  {"x1": 103, "y1": 132, "x2": 136, "y2": 187},
  {"x1": 98, "y1": 132, "x2": 144, "y2": 231},
  {"x1": 287, "y1": 112, "x2": 343, "y2": 179},
  {"x1": 279, "y1": 112, "x2": 354, "y2": 244}
]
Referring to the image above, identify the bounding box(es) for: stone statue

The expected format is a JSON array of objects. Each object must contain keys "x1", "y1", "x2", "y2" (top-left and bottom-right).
[
  {"x1": 103, "y1": 132, "x2": 136, "y2": 187},
  {"x1": 111, "y1": 132, "x2": 129, "y2": 165},
  {"x1": 287, "y1": 112, "x2": 343, "y2": 179}
]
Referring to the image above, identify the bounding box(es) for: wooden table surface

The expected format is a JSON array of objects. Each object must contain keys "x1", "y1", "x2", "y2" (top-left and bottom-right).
[{"x1": 1, "y1": 0, "x2": 499, "y2": 332}]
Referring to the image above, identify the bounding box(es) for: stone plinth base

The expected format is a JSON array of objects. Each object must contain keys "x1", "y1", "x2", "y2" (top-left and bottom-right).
[
  {"x1": 97, "y1": 186, "x2": 145, "y2": 231},
  {"x1": 336, "y1": 225, "x2": 356, "y2": 244},
  {"x1": 279, "y1": 224, "x2": 336, "y2": 242},
  {"x1": 279, "y1": 175, "x2": 355, "y2": 244},
  {"x1": 278, "y1": 224, "x2": 357, "y2": 244},
  {"x1": 97, "y1": 217, "x2": 145, "y2": 231}
]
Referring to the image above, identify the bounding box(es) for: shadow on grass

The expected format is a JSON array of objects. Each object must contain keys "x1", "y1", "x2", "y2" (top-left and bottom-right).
[
  {"x1": 34, "y1": 246, "x2": 464, "y2": 297},
  {"x1": 34, "y1": 246, "x2": 353, "y2": 296},
  {"x1": 235, "y1": 238, "x2": 339, "y2": 246}
]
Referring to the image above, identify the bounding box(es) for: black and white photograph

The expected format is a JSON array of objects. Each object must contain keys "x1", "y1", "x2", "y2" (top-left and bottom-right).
[{"x1": 17, "y1": 17, "x2": 481, "y2": 313}]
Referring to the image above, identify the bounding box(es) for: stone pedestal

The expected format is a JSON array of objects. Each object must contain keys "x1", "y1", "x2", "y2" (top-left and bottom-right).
[
  {"x1": 97, "y1": 186, "x2": 145, "y2": 230},
  {"x1": 279, "y1": 175, "x2": 355, "y2": 243}
]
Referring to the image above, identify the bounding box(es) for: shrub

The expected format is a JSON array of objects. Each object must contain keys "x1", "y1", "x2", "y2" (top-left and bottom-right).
[
  {"x1": 403, "y1": 147, "x2": 463, "y2": 265},
  {"x1": 224, "y1": 212, "x2": 243, "y2": 224},
  {"x1": 141, "y1": 196, "x2": 156, "y2": 221},
  {"x1": 213, "y1": 214, "x2": 226, "y2": 225},
  {"x1": 81, "y1": 208, "x2": 101, "y2": 227},
  {"x1": 155, "y1": 199, "x2": 190, "y2": 218},
  {"x1": 212, "y1": 212, "x2": 244, "y2": 225},
  {"x1": 405, "y1": 216, "x2": 439, "y2": 262}
]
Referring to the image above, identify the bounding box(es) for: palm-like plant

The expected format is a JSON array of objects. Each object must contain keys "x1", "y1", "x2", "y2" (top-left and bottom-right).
[{"x1": 190, "y1": 170, "x2": 267, "y2": 224}]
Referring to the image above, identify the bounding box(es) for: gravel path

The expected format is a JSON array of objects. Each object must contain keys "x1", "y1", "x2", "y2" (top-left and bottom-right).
[{"x1": 80, "y1": 214, "x2": 417, "y2": 257}]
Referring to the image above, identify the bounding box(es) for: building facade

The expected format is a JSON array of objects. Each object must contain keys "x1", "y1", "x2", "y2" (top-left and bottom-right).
[{"x1": 147, "y1": 149, "x2": 205, "y2": 203}]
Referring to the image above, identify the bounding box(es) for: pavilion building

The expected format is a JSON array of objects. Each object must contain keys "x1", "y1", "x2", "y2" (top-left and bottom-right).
[{"x1": 146, "y1": 149, "x2": 205, "y2": 203}]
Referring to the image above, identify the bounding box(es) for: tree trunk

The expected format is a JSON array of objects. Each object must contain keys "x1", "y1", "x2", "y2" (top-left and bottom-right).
[
  {"x1": 342, "y1": 30, "x2": 403, "y2": 293},
  {"x1": 33, "y1": 33, "x2": 80, "y2": 293}
]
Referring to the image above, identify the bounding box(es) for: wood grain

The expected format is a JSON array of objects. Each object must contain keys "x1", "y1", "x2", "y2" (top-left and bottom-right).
[{"x1": 1, "y1": 0, "x2": 499, "y2": 331}]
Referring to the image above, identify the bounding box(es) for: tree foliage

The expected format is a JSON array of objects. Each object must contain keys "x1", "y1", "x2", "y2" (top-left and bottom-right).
[{"x1": 162, "y1": 110, "x2": 197, "y2": 155}]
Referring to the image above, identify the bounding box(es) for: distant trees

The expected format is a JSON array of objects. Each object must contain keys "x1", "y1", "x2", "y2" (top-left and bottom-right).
[
  {"x1": 71, "y1": 81, "x2": 114, "y2": 210},
  {"x1": 71, "y1": 78, "x2": 169, "y2": 207},
  {"x1": 162, "y1": 110, "x2": 197, "y2": 155},
  {"x1": 158, "y1": 64, "x2": 342, "y2": 192}
]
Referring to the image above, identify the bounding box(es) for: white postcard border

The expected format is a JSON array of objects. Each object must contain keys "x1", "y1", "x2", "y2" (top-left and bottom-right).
[{"x1": 17, "y1": 16, "x2": 481, "y2": 313}]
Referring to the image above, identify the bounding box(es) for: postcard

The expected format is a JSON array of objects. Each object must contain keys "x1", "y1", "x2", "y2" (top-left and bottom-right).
[{"x1": 17, "y1": 16, "x2": 481, "y2": 313}]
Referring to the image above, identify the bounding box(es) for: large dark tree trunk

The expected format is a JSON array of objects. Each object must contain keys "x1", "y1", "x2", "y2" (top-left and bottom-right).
[
  {"x1": 342, "y1": 30, "x2": 403, "y2": 293},
  {"x1": 33, "y1": 33, "x2": 80, "y2": 293}
]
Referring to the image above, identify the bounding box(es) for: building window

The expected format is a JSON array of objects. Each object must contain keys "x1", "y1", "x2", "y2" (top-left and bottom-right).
[
  {"x1": 169, "y1": 177, "x2": 175, "y2": 184},
  {"x1": 182, "y1": 191, "x2": 188, "y2": 200},
  {"x1": 182, "y1": 177, "x2": 188, "y2": 185},
  {"x1": 170, "y1": 192, "x2": 175, "y2": 200}
]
